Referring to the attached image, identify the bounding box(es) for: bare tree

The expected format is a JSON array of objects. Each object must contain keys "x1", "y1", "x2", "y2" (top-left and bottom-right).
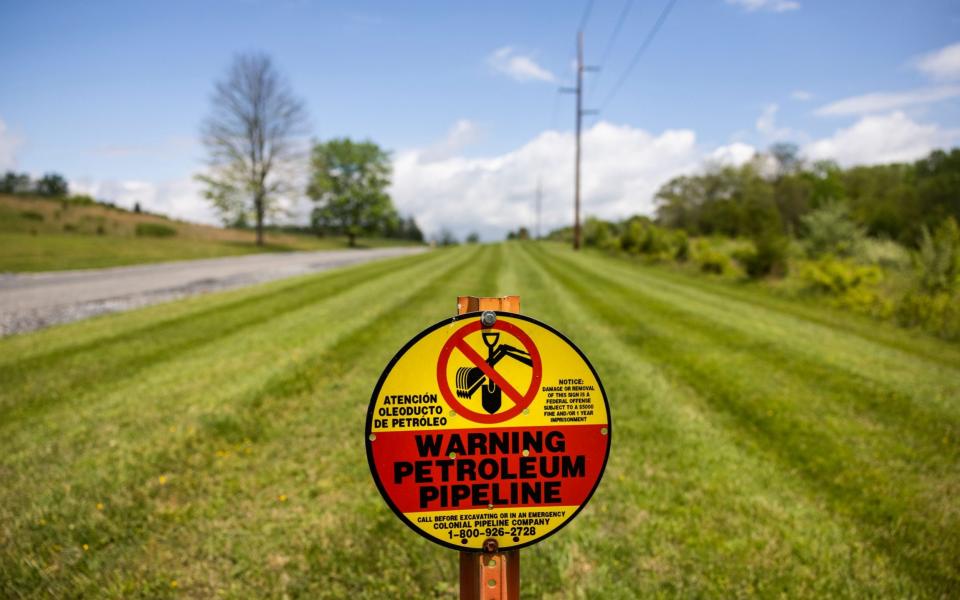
[{"x1": 198, "y1": 52, "x2": 307, "y2": 245}]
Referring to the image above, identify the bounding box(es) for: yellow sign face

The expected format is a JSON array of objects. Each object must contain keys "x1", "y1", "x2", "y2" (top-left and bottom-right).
[{"x1": 366, "y1": 311, "x2": 611, "y2": 552}]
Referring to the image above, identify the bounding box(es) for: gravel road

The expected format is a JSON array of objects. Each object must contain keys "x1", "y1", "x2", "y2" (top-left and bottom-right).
[{"x1": 0, "y1": 247, "x2": 427, "y2": 336}]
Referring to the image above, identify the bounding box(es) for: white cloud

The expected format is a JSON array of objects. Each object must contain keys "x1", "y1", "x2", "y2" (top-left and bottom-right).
[
  {"x1": 755, "y1": 103, "x2": 802, "y2": 140},
  {"x1": 391, "y1": 110, "x2": 960, "y2": 241},
  {"x1": 707, "y1": 142, "x2": 757, "y2": 166},
  {"x1": 914, "y1": 42, "x2": 960, "y2": 81},
  {"x1": 804, "y1": 111, "x2": 958, "y2": 166},
  {"x1": 487, "y1": 47, "x2": 556, "y2": 83},
  {"x1": 419, "y1": 119, "x2": 482, "y2": 162},
  {"x1": 726, "y1": 0, "x2": 800, "y2": 13},
  {"x1": 815, "y1": 85, "x2": 960, "y2": 116},
  {"x1": 791, "y1": 90, "x2": 813, "y2": 101},
  {"x1": 390, "y1": 121, "x2": 704, "y2": 241},
  {"x1": 0, "y1": 118, "x2": 24, "y2": 170}
]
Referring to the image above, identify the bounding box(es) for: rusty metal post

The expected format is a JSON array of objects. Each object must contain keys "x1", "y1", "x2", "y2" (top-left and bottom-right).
[
  {"x1": 460, "y1": 539, "x2": 519, "y2": 600},
  {"x1": 457, "y1": 296, "x2": 521, "y2": 600}
]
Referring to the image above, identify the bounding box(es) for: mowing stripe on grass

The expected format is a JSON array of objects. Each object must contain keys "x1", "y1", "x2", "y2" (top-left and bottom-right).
[
  {"x1": 551, "y1": 246, "x2": 960, "y2": 403},
  {"x1": 623, "y1": 251, "x2": 960, "y2": 369},
  {"x1": 0, "y1": 246, "x2": 484, "y2": 597},
  {"x1": 0, "y1": 247, "x2": 478, "y2": 475},
  {"x1": 534, "y1": 245, "x2": 960, "y2": 458},
  {"x1": 0, "y1": 252, "x2": 448, "y2": 422},
  {"x1": 80, "y1": 245, "x2": 496, "y2": 597},
  {"x1": 505, "y1": 243, "x2": 919, "y2": 597},
  {"x1": 527, "y1": 243, "x2": 959, "y2": 594},
  {"x1": 0, "y1": 249, "x2": 431, "y2": 371},
  {"x1": 3, "y1": 241, "x2": 957, "y2": 598}
]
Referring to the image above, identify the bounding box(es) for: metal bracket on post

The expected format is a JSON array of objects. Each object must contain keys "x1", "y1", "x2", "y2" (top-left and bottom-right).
[
  {"x1": 459, "y1": 539, "x2": 518, "y2": 600},
  {"x1": 456, "y1": 296, "x2": 521, "y2": 600},
  {"x1": 457, "y1": 296, "x2": 520, "y2": 316}
]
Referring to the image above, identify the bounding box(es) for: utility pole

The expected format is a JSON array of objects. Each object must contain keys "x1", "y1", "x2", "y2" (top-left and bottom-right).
[
  {"x1": 561, "y1": 31, "x2": 598, "y2": 251},
  {"x1": 574, "y1": 31, "x2": 583, "y2": 250}
]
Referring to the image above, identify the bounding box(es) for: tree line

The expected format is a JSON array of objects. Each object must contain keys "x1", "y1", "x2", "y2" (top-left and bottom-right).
[
  {"x1": 656, "y1": 144, "x2": 959, "y2": 247},
  {"x1": 548, "y1": 144, "x2": 960, "y2": 339},
  {"x1": 649, "y1": 144, "x2": 960, "y2": 276},
  {"x1": 1, "y1": 171, "x2": 70, "y2": 197},
  {"x1": 198, "y1": 52, "x2": 422, "y2": 247}
]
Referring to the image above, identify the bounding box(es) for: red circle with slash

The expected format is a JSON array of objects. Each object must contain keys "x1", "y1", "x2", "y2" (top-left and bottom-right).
[{"x1": 436, "y1": 319, "x2": 542, "y2": 424}]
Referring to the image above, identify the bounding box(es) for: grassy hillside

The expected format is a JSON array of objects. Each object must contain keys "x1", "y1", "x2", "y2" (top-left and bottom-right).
[
  {"x1": 1, "y1": 243, "x2": 958, "y2": 598},
  {"x1": 0, "y1": 194, "x2": 418, "y2": 272}
]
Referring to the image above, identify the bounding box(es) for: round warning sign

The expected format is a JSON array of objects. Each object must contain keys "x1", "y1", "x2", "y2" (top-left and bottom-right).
[{"x1": 365, "y1": 311, "x2": 611, "y2": 552}]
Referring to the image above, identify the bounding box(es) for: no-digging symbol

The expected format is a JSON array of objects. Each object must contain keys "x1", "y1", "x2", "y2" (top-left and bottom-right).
[{"x1": 365, "y1": 312, "x2": 610, "y2": 552}]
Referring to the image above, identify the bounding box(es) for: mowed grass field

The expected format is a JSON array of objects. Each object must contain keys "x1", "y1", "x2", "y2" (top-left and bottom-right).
[
  {"x1": 1, "y1": 242, "x2": 959, "y2": 598},
  {"x1": 0, "y1": 194, "x2": 418, "y2": 272}
]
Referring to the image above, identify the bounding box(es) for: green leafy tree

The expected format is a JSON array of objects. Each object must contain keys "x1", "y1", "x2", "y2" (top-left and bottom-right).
[
  {"x1": 773, "y1": 173, "x2": 812, "y2": 232},
  {"x1": 843, "y1": 163, "x2": 915, "y2": 241},
  {"x1": 197, "y1": 52, "x2": 307, "y2": 245},
  {"x1": 307, "y1": 138, "x2": 397, "y2": 247},
  {"x1": 437, "y1": 228, "x2": 459, "y2": 246},
  {"x1": 35, "y1": 173, "x2": 69, "y2": 197},
  {"x1": 1, "y1": 171, "x2": 33, "y2": 194},
  {"x1": 769, "y1": 142, "x2": 802, "y2": 177},
  {"x1": 805, "y1": 160, "x2": 846, "y2": 209},
  {"x1": 399, "y1": 216, "x2": 424, "y2": 242},
  {"x1": 914, "y1": 149, "x2": 960, "y2": 231}
]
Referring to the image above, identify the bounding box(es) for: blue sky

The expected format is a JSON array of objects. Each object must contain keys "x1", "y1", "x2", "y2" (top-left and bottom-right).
[{"x1": 1, "y1": 0, "x2": 959, "y2": 238}]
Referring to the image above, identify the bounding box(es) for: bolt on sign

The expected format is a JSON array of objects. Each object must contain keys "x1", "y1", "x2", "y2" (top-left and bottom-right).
[{"x1": 365, "y1": 311, "x2": 610, "y2": 552}]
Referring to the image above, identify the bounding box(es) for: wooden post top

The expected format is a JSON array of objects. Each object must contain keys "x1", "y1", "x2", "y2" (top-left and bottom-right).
[{"x1": 456, "y1": 296, "x2": 520, "y2": 315}]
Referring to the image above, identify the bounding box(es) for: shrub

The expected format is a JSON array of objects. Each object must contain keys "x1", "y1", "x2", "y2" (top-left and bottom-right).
[
  {"x1": 612, "y1": 218, "x2": 683, "y2": 261},
  {"x1": 673, "y1": 230, "x2": 689, "y2": 262},
  {"x1": 856, "y1": 238, "x2": 911, "y2": 269},
  {"x1": 584, "y1": 218, "x2": 620, "y2": 252},
  {"x1": 693, "y1": 240, "x2": 733, "y2": 275},
  {"x1": 639, "y1": 225, "x2": 671, "y2": 256},
  {"x1": 620, "y1": 220, "x2": 644, "y2": 253},
  {"x1": 800, "y1": 256, "x2": 883, "y2": 295},
  {"x1": 738, "y1": 233, "x2": 789, "y2": 278},
  {"x1": 67, "y1": 194, "x2": 96, "y2": 206},
  {"x1": 895, "y1": 291, "x2": 960, "y2": 340},
  {"x1": 913, "y1": 217, "x2": 960, "y2": 294},
  {"x1": 800, "y1": 256, "x2": 889, "y2": 316},
  {"x1": 135, "y1": 222, "x2": 177, "y2": 237},
  {"x1": 800, "y1": 201, "x2": 865, "y2": 257},
  {"x1": 20, "y1": 210, "x2": 44, "y2": 222},
  {"x1": 698, "y1": 250, "x2": 730, "y2": 274}
]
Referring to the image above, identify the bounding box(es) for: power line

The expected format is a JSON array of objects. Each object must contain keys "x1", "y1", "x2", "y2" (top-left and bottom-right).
[
  {"x1": 589, "y1": 0, "x2": 636, "y2": 95},
  {"x1": 598, "y1": 0, "x2": 680, "y2": 111},
  {"x1": 548, "y1": 87, "x2": 562, "y2": 131}
]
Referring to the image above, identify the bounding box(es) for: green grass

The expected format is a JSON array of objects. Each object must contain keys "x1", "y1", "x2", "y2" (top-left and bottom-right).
[
  {"x1": 0, "y1": 232, "x2": 416, "y2": 272},
  {"x1": 0, "y1": 195, "x2": 422, "y2": 272},
  {"x1": 1, "y1": 242, "x2": 958, "y2": 598},
  {"x1": 0, "y1": 232, "x2": 302, "y2": 271}
]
